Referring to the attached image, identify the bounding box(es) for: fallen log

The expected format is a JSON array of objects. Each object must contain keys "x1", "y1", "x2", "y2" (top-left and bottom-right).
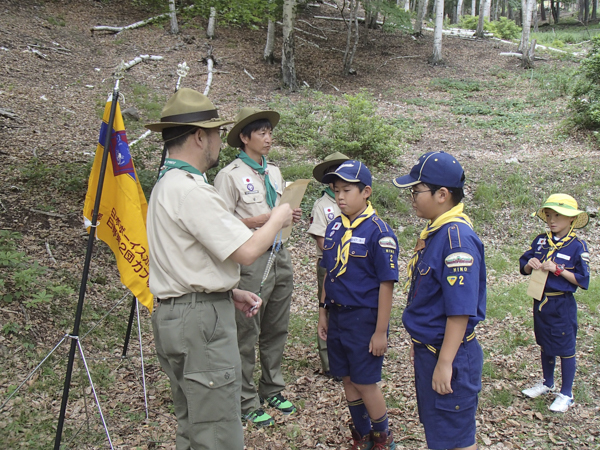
[{"x1": 91, "y1": 5, "x2": 196, "y2": 34}]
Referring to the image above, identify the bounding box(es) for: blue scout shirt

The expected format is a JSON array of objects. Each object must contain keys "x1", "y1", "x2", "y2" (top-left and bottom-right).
[
  {"x1": 403, "y1": 222, "x2": 486, "y2": 346},
  {"x1": 519, "y1": 233, "x2": 590, "y2": 292},
  {"x1": 321, "y1": 214, "x2": 399, "y2": 308}
]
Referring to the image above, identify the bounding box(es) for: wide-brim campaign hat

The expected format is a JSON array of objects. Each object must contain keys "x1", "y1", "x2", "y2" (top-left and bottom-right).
[
  {"x1": 535, "y1": 193, "x2": 589, "y2": 229},
  {"x1": 322, "y1": 160, "x2": 372, "y2": 187},
  {"x1": 393, "y1": 151, "x2": 465, "y2": 189},
  {"x1": 313, "y1": 152, "x2": 350, "y2": 183},
  {"x1": 227, "y1": 107, "x2": 280, "y2": 148},
  {"x1": 145, "y1": 88, "x2": 233, "y2": 132}
]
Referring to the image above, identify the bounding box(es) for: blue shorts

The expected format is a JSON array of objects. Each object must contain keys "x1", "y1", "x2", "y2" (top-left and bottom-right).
[
  {"x1": 413, "y1": 337, "x2": 483, "y2": 450},
  {"x1": 327, "y1": 305, "x2": 384, "y2": 385},
  {"x1": 533, "y1": 293, "x2": 578, "y2": 356}
]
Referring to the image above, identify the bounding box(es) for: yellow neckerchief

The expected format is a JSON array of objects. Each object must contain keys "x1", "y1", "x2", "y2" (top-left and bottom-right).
[
  {"x1": 405, "y1": 203, "x2": 473, "y2": 291},
  {"x1": 332, "y1": 201, "x2": 376, "y2": 277},
  {"x1": 543, "y1": 226, "x2": 576, "y2": 262}
]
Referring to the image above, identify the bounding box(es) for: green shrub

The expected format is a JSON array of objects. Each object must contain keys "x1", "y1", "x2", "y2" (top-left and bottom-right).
[
  {"x1": 489, "y1": 17, "x2": 521, "y2": 40},
  {"x1": 569, "y1": 35, "x2": 600, "y2": 131},
  {"x1": 458, "y1": 15, "x2": 492, "y2": 32}
]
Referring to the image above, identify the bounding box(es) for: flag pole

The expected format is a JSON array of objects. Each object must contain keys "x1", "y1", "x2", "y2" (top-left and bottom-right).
[
  {"x1": 54, "y1": 66, "x2": 125, "y2": 450},
  {"x1": 121, "y1": 295, "x2": 137, "y2": 358}
]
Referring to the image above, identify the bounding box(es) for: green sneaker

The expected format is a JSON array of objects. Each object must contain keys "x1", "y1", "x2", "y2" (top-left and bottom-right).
[
  {"x1": 244, "y1": 408, "x2": 274, "y2": 427},
  {"x1": 265, "y1": 393, "x2": 297, "y2": 415}
]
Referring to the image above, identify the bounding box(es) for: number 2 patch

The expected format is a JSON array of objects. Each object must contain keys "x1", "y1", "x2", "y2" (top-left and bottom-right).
[{"x1": 447, "y1": 275, "x2": 465, "y2": 286}]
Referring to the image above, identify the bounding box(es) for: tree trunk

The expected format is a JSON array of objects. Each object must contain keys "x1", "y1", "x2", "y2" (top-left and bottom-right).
[
  {"x1": 264, "y1": 19, "x2": 275, "y2": 63},
  {"x1": 534, "y1": 3, "x2": 539, "y2": 31},
  {"x1": 472, "y1": 0, "x2": 477, "y2": 15},
  {"x1": 475, "y1": 0, "x2": 488, "y2": 36},
  {"x1": 521, "y1": 0, "x2": 535, "y2": 68},
  {"x1": 556, "y1": 0, "x2": 560, "y2": 22},
  {"x1": 342, "y1": 0, "x2": 360, "y2": 74},
  {"x1": 414, "y1": 0, "x2": 429, "y2": 34},
  {"x1": 431, "y1": 0, "x2": 444, "y2": 64},
  {"x1": 456, "y1": 0, "x2": 464, "y2": 21},
  {"x1": 508, "y1": 1, "x2": 513, "y2": 19},
  {"x1": 281, "y1": 0, "x2": 297, "y2": 89},
  {"x1": 405, "y1": 0, "x2": 411, "y2": 11},
  {"x1": 584, "y1": 0, "x2": 589, "y2": 23},
  {"x1": 593, "y1": 0, "x2": 597, "y2": 19},
  {"x1": 494, "y1": 0, "x2": 500, "y2": 20},
  {"x1": 540, "y1": 0, "x2": 546, "y2": 20},
  {"x1": 169, "y1": 0, "x2": 178, "y2": 34},
  {"x1": 483, "y1": 0, "x2": 492, "y2": 18},
  {"x1": 207, "y1": 7, "x2": 216, "y2": 39}
]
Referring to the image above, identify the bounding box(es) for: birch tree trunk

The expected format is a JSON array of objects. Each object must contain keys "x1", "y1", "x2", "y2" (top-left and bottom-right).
[
  {"x1": 483, "y1": 0, "x2": 492, "y2": 18},
  {"x1": 343, "y1": 0, "x2": 360, "y2": 74},
  {"x1": 533, "y1": 3, "x2": 539, "y2": 31},
  {"x1": 405, "y1": 0, "x2": 411, "y2": 11},
  {"x1": 207, "y1": 7, "x2": 216, "y2": 39},
  {"x1": 472, "y1": 0, "x2": 476, "y2": 15},
  {"x1": 431, "y1": 0, "x2": 444, "y2": 64},
  {"x1": 282, "y1": 0, "x2": 297, "y2": 89},
  {"x1": 415, "y1": 0, "x2": 429, "y2": 34},
  {"x1": 169, "y1": 0, "x2": 178, "y2": 34},
  {"x1": 521, "y1": 0, "x2": 535, "y2": 68},
  {"x1": 456, "y1": 0, "x2": 464, "y2": 21},
  {"x1": 475, "y1": 0, "x2": 488, "y2": 36},
  {"x1": 264, "y1": 19, "x2": 275, "y2": 63}
]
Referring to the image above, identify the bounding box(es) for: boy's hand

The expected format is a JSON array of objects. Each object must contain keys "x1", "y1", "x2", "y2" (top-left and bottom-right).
[
  {"x1": 369, "y1": 331, "x2": 388, "y2": 356},
  {"x1": 526, "y1": 257, "x2": 542, "y2": 270},
  {"x1": 292, "y1": 207, "x2": 302, "y2": 223},
  {"x1": 318, "y1": 311, "x2": 328, "y2": 341},
  {"x1": 410, "y1": 343, "x2": 415, "y2": 366},
  {"x1": 541, "y1": 260, "x2": 557, "y2": 272},
  {"x1": 432, "y1": 361, "x2": 453, "y2": 395},
  {"x1": 232, "y1": 289, "x2": 262, "y2": 318}
]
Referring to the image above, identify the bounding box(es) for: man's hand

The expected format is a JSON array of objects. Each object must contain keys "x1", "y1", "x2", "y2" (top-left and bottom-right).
[
  {"x1": 318, "y1": 311, "x2": 328, "y2": 341},
  {"x1": 292, "y1": 207, "x2": 302, "y2": 223},
  {"x1": 232, "y1": 289, "x2": 261, "y2": 318},
  {"x1": 432, "y1": 361, "x2": 453, "y2": 395},
  {"x1": 271, "y1": 203, "x2": 293, "y2": 228},
  {"x1": 369, "y1": 330, "x2": 388, "y2": 356}
]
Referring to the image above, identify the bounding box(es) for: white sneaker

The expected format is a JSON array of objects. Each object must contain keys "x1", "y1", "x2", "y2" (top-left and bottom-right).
[
  {"x1": 522, "y1": 382, "x2": 555, "y2": 398},
  {"x1": 549, "y1": 393, "x2": 574, "y2": 412}
]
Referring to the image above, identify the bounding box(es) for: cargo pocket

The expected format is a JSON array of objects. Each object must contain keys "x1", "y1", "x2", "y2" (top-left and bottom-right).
[
  {"x1": 184, "y1": 368, "x2": 238, "y2": 423},
  {"x1": 435, "y1": 393, "x2": 477, "y2": 414},
  {"x1": 550, "y1": 326, "x2": 569, "y2": 347}
]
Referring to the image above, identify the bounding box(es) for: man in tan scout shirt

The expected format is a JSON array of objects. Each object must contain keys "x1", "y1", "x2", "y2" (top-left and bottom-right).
[
  {"x1": 145, "y1": 90, "x2": 293, "y2": 450},
  {"x1": 214, "y1": 108, "x2": 302, "y2": 426}
]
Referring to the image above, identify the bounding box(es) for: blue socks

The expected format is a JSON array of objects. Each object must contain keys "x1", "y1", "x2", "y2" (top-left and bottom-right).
[
  {"x1": 371, "y1": 412, "x2": 389, "y2": 433},
  {"x1": 560, "y1": 356, "x2": 576, "y2": 397},
  {"x1": 541, "y1": 351, "x2": 577, "y2": 397},
  {"x1": 348, "y1": 399, "x2": 371, "y2": 437},
  {"x1": 541, "y1": 352, "x2": 556, "y2": 387}
]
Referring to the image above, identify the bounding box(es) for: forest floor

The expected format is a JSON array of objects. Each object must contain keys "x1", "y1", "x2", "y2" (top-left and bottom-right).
[{"x1": 1, "y1": 0, "x2": 600, "y2": 449}]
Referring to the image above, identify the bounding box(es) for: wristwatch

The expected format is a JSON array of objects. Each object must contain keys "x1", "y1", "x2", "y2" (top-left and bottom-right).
[{"x1": 554, "y1": 264, "x2": 565, "y2": 276}]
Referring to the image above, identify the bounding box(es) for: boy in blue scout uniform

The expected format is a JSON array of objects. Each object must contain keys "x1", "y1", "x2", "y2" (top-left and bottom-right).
[
  {"x1": 307, "y1": 151, "x2": 349, "y2": 378},
  {"x1": 393, "y1": 151, "x2": 486, "y2": 450},
  {"x1": 519, "y1": 193, "x2": 590, "y2": 413},
  {"x1": 317, "y1": 160, "x2": 399, "y2": 449}
]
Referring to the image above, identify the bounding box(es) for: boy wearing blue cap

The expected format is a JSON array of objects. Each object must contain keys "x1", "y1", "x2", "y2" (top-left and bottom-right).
[
  {"x1": 519, "y1": 194, "x2": 590, "y2": 413},
  {"x1": 318, "y1": 160, "x2": 399, "y2": 449},
  {"x1": 393, "y1": 152, "x2": 486, "y2": 450}
]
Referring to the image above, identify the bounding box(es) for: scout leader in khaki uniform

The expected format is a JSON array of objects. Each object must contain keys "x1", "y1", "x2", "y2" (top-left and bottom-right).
[
  {"x1": 145, "y1": 89, "x2": 293, "y2": 450},
  {"x1": 214, "y1": 108, "x2": 302, "y2": 427},
  {"x1": 307, "y1": 152, "x2": 349, "y2": 377}
]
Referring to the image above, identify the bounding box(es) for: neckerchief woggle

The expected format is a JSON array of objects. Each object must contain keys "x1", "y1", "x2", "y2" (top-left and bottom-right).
[
  {"x1": 405, "y1": 203, "x2": 473, "y2": 291},
  {"x1": 158, "y1": 158, "x2": 207, "y2": 183},
  {"x1": 332, "y1": 201, "x2": 376, "y2": 277},
  {"x1": 237, "y1": 152, "x2": 277, "y2": 209}
]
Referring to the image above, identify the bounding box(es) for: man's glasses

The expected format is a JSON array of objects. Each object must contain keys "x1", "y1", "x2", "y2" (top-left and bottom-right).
[{"x1": 218, "y1": 128, "x2": 228, "y2": 139}]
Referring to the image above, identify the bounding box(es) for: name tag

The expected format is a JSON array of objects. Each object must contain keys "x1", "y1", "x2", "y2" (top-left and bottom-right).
[
  {"x1": 556, "y1": 253, "x2": 571, "y2": 261},
  {"x1": 350, "y1": 237, "x2": 365, "y2": 244}
]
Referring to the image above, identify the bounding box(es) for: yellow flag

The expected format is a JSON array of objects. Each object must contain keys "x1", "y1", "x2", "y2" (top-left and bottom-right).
[{"x1": 83, "y1": 96, "x2": 153, "y2": 312}]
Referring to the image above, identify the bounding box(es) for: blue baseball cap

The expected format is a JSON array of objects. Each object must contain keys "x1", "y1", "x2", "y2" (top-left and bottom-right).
[
  {"x1": 322, "y1": 160, "x2": 372, "y2": 187},
  {"x1": 393, "y1": 151, "x2": 465, "y2": 188}
]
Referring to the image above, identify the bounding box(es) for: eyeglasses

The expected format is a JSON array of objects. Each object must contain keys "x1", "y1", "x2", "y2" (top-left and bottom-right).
[
  {"x1": 218, "y1": 128, "x2": 228, "y2": 139},
  {"x1": 409, "y1": 189, "x2": 434, "y2": 201}
]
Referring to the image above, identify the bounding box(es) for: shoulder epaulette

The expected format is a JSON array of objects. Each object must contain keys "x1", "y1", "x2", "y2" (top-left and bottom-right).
[
  {"x1": 447, "y1": 223, "x2": 462, "y2": 250},
  {"x1": 220, "y1": 160, "x2": 241, "y2": 173},
  {"x1": 371, "y1": 215, "x2": 390, "y2": 233},
  {"x1": 577, "y1": 237, "x2": 589, "y2": 252},
  {"x1": 267, "y1": 160, "x2": 279, "y2": 168}
]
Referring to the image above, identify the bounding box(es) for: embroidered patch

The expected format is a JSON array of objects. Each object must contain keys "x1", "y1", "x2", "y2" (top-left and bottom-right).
[
  {"x1": 445, "y1": 252, "x2": 474, "y2": 268},
  {"x1": 350, "y1": 237, "x2": 365, "y2": 244},
  {"x1": 332, "y1": 222, "x2": 342, "y2": 231},
  {"x1": 378, "y1": 237, "x2": 397, "y2": 250},
  {"x1": 242, "y1": 176, "x2": 253, "y2": 184},
  {"x1": 324, "y1": 206, "x2": 335, "y2": 222},
  {"x1": 246, "y1": 183, "x2": 255, "y2": 192},
  {"x1": 556, "y1": 252, "x2": 571, "y2": 261},
  {"x1": 581, "y1": 252, "x2": 590, "y2": 262},
  {"x1": 447, "y1": 276, "x2": 458, "y2": 286}
]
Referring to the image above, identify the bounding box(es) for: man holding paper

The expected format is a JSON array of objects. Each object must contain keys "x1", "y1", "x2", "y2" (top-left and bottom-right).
[{"x1": 214, "y1": 108, "x2": 302, "y2": 427}]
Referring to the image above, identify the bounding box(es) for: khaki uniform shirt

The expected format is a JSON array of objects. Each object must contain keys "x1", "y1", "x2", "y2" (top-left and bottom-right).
[
  {"x1": 147, "y1": 169, "x2": 253, "y2": 298},
  {"x1": 307, "y1": 193, "x2": 340, "y2": 258},
  {"x1": 214, "y1": 158, "x2": 284, "y2": 228}
]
